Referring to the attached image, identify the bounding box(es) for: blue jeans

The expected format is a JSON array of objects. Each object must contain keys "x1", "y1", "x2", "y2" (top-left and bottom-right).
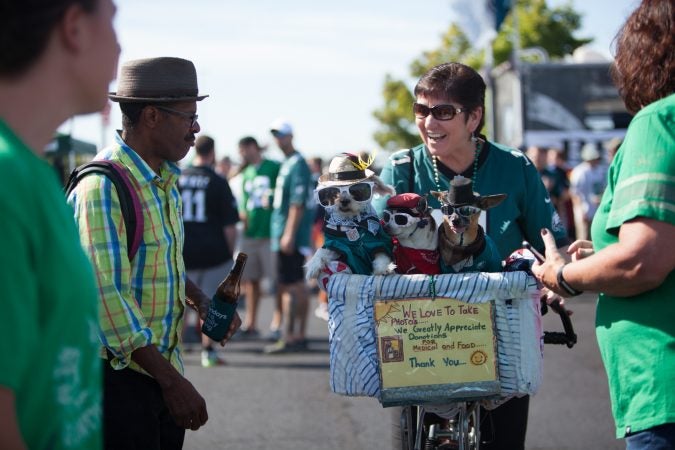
[{"x1": 626, "y1": 423, "x2": 675, "y2": 450}]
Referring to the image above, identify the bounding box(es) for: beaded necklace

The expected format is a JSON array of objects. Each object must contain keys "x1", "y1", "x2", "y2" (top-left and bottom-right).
[{"x1": 431, "y1": 139, "x2": 482, "y2": 191}]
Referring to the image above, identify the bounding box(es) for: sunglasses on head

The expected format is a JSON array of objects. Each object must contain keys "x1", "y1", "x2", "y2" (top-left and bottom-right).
[
  {"x1": 315, "y1": 182, "x2": 374, "y2": 207},
  {"x1": 382, "y1": 210, "x2": 419, "y2": 227},
  {"x1": 413, "y1": 103, "x2": 464, "y2": 121},
  {"x1": 440, "y1": 204, "x2": 482, "y2": 218}
]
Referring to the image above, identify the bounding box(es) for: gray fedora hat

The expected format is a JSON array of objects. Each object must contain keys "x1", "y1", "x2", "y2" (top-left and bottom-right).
[{"x1": 109, "y1": 57, "x2": 208, "y2": 103}]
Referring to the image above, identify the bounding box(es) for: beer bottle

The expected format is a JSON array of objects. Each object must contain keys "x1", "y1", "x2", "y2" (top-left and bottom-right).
[{"x1": 201, "y1": 253, "x2": 247, "y2": 341}]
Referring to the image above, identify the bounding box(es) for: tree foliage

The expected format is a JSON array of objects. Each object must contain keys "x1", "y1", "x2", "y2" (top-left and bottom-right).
[{"x1": 372, "y1": 0, "x2": 592, "y2": 151}]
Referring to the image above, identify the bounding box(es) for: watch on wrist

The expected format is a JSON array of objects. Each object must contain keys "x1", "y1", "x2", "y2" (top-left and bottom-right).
[{"x1": 556, "y1": 263, "x2": 583, "y2": 297}]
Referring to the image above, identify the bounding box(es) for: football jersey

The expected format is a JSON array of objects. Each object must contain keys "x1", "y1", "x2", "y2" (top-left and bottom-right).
[
  {"x1": 240, "y1": 159, "x2": 280, "y2": 239},
  {"x1": 179, "y1": 165, "x2": 239, "y2": 269},
  {"x1": 375, "y1": 141, "x2": 569, "y2": 259}
]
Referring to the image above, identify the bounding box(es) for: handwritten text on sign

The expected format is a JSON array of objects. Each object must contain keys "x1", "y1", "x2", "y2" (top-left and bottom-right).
[{"x1": 374, "y1": 297, "x2": 497, "y2": 389}]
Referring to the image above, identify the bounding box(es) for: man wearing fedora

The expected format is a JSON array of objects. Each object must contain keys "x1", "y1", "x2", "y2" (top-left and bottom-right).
[
  {"x1": 264, "y1": 119, "x2": 314, "y2": 354},
  {"x1": 68, "y1": 56, "x2": 240, "y2": 449}
]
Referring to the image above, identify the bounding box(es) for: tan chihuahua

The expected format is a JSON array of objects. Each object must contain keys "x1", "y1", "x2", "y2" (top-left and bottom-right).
[{"x1": 431, "y1": 176, "x2": 506, "y2": 273}]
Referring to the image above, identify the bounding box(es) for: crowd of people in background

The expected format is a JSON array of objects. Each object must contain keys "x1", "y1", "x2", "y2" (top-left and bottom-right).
[
  {"x1": 526, "y1": 138, "x2": 621, "y2": 242},
  {"x1": 2, "y1": 0, "x2": 672, "y2": 449}
]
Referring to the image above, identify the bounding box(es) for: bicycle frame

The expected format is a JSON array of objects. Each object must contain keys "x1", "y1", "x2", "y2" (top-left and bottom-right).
[
  {"x1": 397, "y1": 297, "x2": 576, "y2": 450},
  {"x1": 401, "y1": 402, "x2": 480, "y2": 450}
]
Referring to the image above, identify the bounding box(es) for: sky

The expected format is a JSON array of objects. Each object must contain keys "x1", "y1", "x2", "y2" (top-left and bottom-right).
[{"x1": 59, "y1": 0, "x2": 639, "y2": 164}]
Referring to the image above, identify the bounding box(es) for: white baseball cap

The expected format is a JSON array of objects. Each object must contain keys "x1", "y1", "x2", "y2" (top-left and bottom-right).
[
  {"x1": 580, "y1": 143, "x2": 601, "y2": 161},
  {"x1": 270, "y1": 118, "x2": 293, "y2": 136}
]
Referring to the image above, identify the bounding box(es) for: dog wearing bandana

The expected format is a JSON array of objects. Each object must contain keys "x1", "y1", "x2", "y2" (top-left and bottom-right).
[
  {"x1": 383, "y1": 193, "x2": 440, "y2": 275},
  {"x1": 305, "y1": 153, "x2": 396, "y2": 281},
  {"x1": 432, "y1": 176, "x2": 506, "y2": 273}
]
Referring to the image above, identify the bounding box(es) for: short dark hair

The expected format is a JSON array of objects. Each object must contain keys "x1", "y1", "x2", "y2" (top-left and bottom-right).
[
  {"x1": 238, "y1": 136, "x2": 260, "y2": 148},
  {"x1": 195, "y1": 135, "x2": 215, "y2": 156},
  {"x1": 119, "y1": 102, "x2": 150, "y2": 130},
  {"x1": 414, "y1": 62, "x2": 486, "y2": 133},
  {"x1": 611, "y1": 0, "x2": 674, "y2": 113},
  {"x1": 0, "y1": 0, "x2": 98, "y2": 76}
]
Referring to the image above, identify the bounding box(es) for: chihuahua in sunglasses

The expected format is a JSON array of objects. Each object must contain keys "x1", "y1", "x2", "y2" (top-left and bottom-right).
[
  {"x1": 383, "y1": 193, "x2": 440, "y2": 275},
  {"x1": 431, "y1": 176, "x2": 506, "y2": 273},
  {"x1": 306, "y1": 153, "x2": 396, "y2": 281}
]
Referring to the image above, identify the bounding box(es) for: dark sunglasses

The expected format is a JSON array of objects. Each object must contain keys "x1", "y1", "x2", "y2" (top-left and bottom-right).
[
  {"x1": 154, "y1": 105, "x2": 198, "y2": 128},
  {"x1": 315, "y1": 182, "x2": 374, "y2": 207},
  {"x1": 382, "y1": 210, "x2": 419, "y2": 227},
  {"x1": 440, "y1": 204, "x2": 482, "y2": 217},
  {"x1": 413, "y1": 103, "x2": 464, "y2": 121}
]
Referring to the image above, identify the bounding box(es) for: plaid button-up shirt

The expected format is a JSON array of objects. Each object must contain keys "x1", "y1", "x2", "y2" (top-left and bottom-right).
[{"x1": 68, "y1": 132, "x2": 186, "y2": 375}]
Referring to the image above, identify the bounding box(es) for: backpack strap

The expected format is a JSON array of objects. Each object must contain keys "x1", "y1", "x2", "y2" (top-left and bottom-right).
[{"x1": 65, "y1": 160, "x2": 143, "y2": 260}]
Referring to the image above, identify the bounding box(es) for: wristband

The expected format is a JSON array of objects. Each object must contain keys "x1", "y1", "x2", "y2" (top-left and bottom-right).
[{"x1": 556, "y1": 264, "x2": 583, "y2": 297}]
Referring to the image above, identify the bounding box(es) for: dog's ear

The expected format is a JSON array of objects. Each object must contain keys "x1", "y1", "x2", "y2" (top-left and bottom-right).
[
  {"x1": 478, "y1": 193, "x2": 507, "y2": 210},
  {"x1": 371, "y1": 175, "x2": 396, "y2": 196},
  {"x1": 430, "y1": 190, "x2": 446, "y2": 203}
]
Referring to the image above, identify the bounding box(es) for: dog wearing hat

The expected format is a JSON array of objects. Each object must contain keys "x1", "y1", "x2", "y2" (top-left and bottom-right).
[
  {"x1": 383, "y1": 193, "x2": 440, "y2": 275},
  {"x1": 432, "y1": 176, "x2": 506, "y2": 273},
  {"x1": 306, "y1": 153, "x2": 396, "y2": 281}
]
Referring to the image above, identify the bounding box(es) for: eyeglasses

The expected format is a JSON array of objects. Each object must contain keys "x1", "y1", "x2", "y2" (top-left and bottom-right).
[
  {"x1": 154, "y1": 105, "x2": 198, "y2": 128},
  {"x1": 382, "y1": 210, "x2": 419, "y2": 227},
  {"x1": 440, "y1": 204, "x2": 482, "y2": 217},
  {"x1": 315, "y1": 182, "x2": 374, "y2": 207},
  {"x1": 413, "y1": 103, "x2": 464, "y2": 121}
]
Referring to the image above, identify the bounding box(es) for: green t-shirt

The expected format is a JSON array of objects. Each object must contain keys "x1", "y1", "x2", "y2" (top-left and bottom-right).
[
  {"x1": 240, "y1": 158, "x2": 280, "y2": 239},
  {"x1": 271, "y1": 151, "x2": 314, "y2": 252},
  {"x1": 591, "y1": 93, "x2": 675, "y2": 438},
  {"x1": 0, "y1": 120, "x2": 102, "y2": 449},
  {"x1": 375, "y1": 142, "x2": 568, "y2": 259}
]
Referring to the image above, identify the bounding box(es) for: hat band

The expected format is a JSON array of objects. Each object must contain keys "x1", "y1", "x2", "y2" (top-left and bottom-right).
[{"x1": 329, "y1": 170, "x2": 366, "y2": 181}]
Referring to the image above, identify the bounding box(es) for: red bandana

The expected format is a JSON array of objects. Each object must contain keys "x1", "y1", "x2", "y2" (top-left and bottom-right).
[{"x1": 393, "y1": 241, "x2": 441, "y2": 275}]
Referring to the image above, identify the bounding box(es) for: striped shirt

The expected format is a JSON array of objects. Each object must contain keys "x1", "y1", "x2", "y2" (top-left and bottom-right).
[{"x1": 68, "y1": 132, "x2": 186, "y2": 375}]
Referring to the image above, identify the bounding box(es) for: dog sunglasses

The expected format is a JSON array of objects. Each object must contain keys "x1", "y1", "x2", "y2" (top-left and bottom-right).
[
  {"x1": 382, "y1": 210, "x2": 420, "y2": 227},
  {"x1": 413, "y1": 103, "x2": 465, "y2": 121},
  {"x1": 440, "y1": 204, "x2": 482, "y2": 217},
  {"x1": 315, "y1": 181, "x2": 374, "y2": 207}
]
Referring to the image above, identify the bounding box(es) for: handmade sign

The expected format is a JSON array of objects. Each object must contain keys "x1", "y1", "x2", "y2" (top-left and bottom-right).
[{"x1": 374, "y1": 296, "x2": 500, "y2": 405}]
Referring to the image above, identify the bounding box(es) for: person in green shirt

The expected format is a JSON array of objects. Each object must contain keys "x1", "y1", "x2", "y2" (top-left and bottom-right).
[
  {"x1": 264, "y1": 119, "x2": 315, "y2": 354},
  {"x1": 533, "y1": 1, "x2": 675, "y2": 447},
  {"x1": 374, "y1": 62, "x2": 569, "y2": 450},
  {"x1": 237, "y1": 136, "x2": 282, "y2": 338},
  {"x1": 0, "y1": 1, "x2": 120, "y2": 449}
]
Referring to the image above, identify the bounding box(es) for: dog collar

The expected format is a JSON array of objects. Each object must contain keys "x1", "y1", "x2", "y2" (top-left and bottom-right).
[{"x1": 438, "y1": 225, "x2": 486, "y2": 266}]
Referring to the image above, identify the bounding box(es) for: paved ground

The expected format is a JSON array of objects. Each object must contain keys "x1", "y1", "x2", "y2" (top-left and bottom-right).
[{"x1": 181, "y1": 291, "x2": 623, "y2": 450}]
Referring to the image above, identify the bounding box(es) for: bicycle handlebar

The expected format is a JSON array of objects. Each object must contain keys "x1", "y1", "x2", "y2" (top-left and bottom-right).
[{"x1": 542, "y1": 298, "x2": 577, "y2": 348}]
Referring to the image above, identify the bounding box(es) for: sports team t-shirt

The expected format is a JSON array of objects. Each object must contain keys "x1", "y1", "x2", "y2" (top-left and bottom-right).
[
  {"x1": 592, "y1": 93, "x2": 675, "y2": 438},
  {"x1": 179, "y1": 165, "x2": 239, "y2": 269},
  {"x1": 375, "y1": 141, "x2": 568, "y2": 259},
  {"x1": 271, "y1": 151, "x2": 314, "y2": 252},
  {"x1": 0, "y1": 120, "x2": 102, "y2": 449},
  {"x1": 240, "y1": 158, "x2": 280, "y2": 239}
]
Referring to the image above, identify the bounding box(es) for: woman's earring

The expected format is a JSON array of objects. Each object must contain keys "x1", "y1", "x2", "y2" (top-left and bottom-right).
[{"x1": 471, "y1": 131, "x2": 478, "y2": 144}]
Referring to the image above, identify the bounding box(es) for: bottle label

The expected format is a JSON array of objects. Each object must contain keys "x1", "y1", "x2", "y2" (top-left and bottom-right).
[{"x1": 201, "y1": 296, "x2": 237, "y2": 341}]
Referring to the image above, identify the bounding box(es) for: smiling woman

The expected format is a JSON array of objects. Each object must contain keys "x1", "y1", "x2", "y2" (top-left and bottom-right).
[{"x1": 374, "y1": 61, "x2": 570, "y2": 450}]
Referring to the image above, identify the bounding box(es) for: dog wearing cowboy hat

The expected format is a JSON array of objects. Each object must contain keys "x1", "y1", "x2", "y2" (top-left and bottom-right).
[
  {"x1": 306, "y1": 152, "x2": 396, "y2": 281},
  {"x1": 383, "y1": 193, "x2": 440, "y2": 275},
  {"x1": 432, "y1": 176, "x2": 506, "y2": 273}
]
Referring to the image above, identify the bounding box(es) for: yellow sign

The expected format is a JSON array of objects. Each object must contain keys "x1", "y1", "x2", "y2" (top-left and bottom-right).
[{"x1": 374, "y1": 297, "x2": 498, "y2": 389}]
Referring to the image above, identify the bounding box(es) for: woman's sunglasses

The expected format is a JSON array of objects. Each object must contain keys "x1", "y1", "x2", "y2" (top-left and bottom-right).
[
  {"x1": 315, "y1": 182, "x2": 374, "y2": 207},
  {"x1": 440, "y1": 204, "x2": 482, "y2": 218},
  {"x1": 413, "y1": 103, "x2": 464, "y2": 121},
  {"x1": 382, "y1": 211, "x2": 419, "y2": 227}
]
